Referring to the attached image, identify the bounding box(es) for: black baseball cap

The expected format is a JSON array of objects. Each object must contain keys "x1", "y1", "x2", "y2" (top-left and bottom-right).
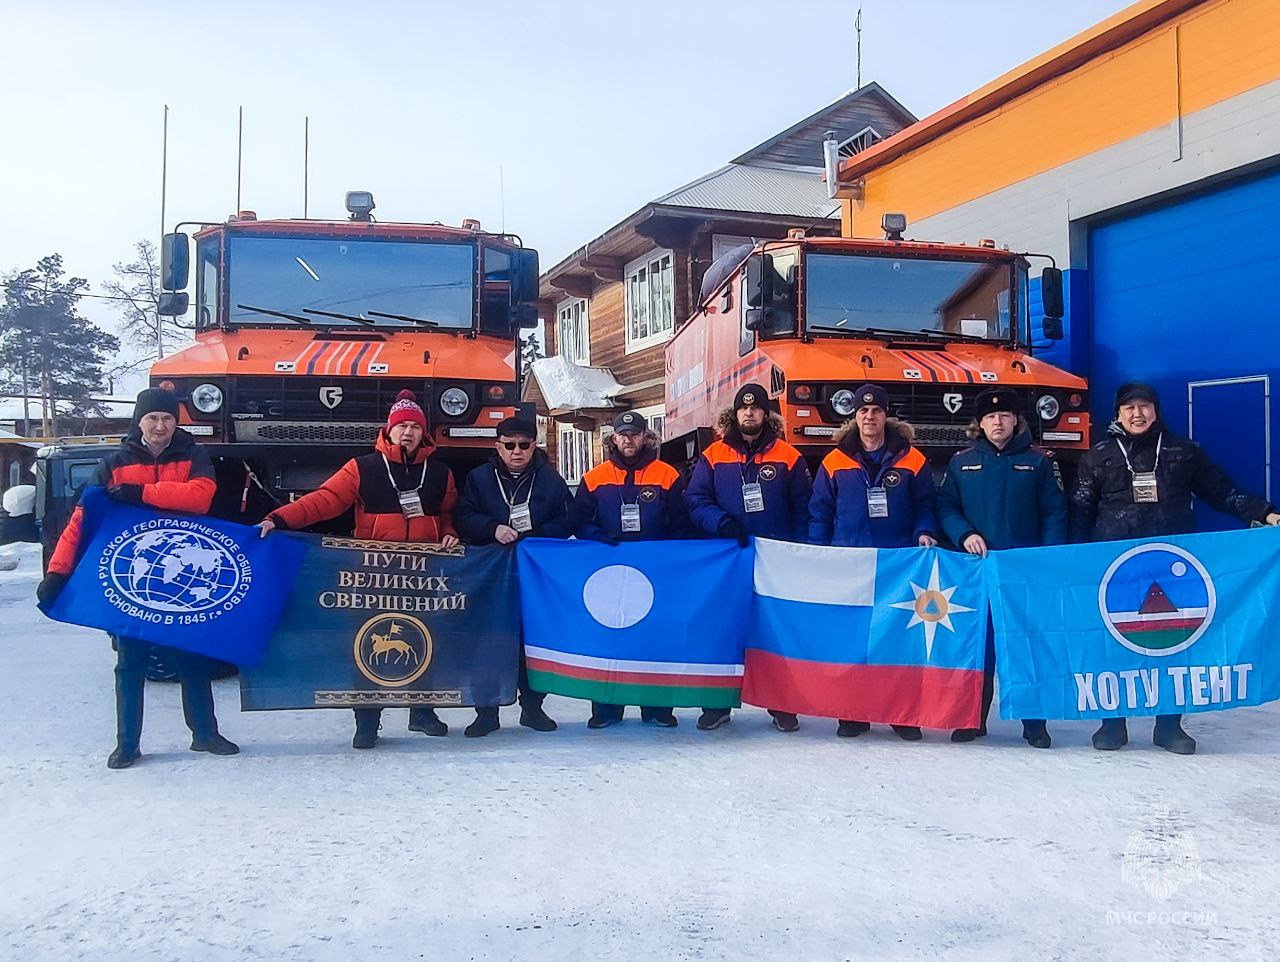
[{"x1": 612, "y1": 410, "x2": 646, "y2": 434}]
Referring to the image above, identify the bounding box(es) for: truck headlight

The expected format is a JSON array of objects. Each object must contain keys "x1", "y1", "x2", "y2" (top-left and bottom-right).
[
  {"x1": 1036, "y1": 394, "x2": 1060, "y2": 421},
  {"x1": 831, "y1": 389, "x2": 856, "y2": 416},
  {"x1": 439, "y1": 387, "x2": 470, "y2": 417},
  {"x1": 191, "y1": 383, "x2": 224, "y2": 414}
]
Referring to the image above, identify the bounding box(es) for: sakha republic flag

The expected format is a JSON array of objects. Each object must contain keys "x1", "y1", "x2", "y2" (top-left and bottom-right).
[
  {"x1": 516, "y1": 539, "x2": 752, "y2": 708},
  {"x1": 743, "y1": 539, "x2": 988, "y2": 728}
]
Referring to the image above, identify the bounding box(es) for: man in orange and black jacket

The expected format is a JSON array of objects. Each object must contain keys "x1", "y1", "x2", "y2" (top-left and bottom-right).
[
  {"x1": 572, "y1": 410, "x2": 691, "y2": 729},
  {"x1": 39, "y1": 388, "x2": 239, "y2": 769}
]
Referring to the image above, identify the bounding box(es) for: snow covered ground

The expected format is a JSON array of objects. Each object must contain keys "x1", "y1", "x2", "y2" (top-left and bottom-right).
[{"x1": 2, "y1": 541, "x2": 1278, "y2": 961}]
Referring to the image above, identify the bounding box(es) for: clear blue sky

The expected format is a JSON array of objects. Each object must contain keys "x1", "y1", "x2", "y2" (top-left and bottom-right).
[{"x1": 0, "y1": 0, "x2": 1135, "y2": 384}]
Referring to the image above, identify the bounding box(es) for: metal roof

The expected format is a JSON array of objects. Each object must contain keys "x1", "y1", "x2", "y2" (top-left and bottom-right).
[{"x1": 652, "y1": 162, "x2": 840, "y2": 220}]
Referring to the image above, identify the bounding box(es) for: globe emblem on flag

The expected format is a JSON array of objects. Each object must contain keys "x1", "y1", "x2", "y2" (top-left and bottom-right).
[
  {"x1": 109, "y1": 528, "x2": 244, "y2": 613},
  {"x1": 1098, "y1": 543, "x2": 1216, "y2": 656}
]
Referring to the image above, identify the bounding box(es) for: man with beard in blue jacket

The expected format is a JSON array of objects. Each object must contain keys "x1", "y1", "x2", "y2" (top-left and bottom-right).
[
  {"x1": 455, "y1": 416, "x2": 573, "y2": 736},
  {"x1": 937, "y1": 387, "x2": 1067, "y2": 748},
  {"x1": 685, "y1": 382, "x2": 811, "y2": 732}
]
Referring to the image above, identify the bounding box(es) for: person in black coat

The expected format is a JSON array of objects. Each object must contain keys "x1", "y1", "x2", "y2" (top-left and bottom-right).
[
  {"x1": 454, "y1": 416, "x2": 573, "y2": 736},
  {"x1": 1070, "y1": 382, "x2": 1280, "y2": 754},
  {"x1": 937, "y1": 388, "x2": 1067, "y2": 748}
]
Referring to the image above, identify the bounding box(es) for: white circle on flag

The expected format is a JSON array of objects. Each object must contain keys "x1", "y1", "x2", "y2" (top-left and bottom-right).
[{"x1": 582, "y1": 565, "x2": 655, "y2": 629}]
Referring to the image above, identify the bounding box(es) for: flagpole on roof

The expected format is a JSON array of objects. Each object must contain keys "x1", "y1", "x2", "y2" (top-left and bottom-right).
[{"x1": 856, "y1": 5, "x2": 863, "y2": 89}]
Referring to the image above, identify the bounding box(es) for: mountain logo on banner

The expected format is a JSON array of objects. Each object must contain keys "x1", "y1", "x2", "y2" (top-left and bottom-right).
[
  {"x1": 1098, "y1": 543, "x2": 1216, "y2": 656},
  {"x1": 354, "y1": 614, "x2": 433, "y2": 687},
  {"x1": 889, "y1": 558, "x2": 976, "y2": 660},
  {"x1": 105, "y1": 522, "x2": 249, "y2": 615}
]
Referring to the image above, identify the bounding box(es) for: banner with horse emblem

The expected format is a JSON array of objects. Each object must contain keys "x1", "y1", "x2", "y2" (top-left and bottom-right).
[
  {"x1": 987, "y1": 528, "x2": 1280, "y2": 720},
  {"x1": 39, "y1": 488, "x2": 307, "y2": 666},
  {"x1": 239, "y1": 538, "x2": 519, "y2": 710}
]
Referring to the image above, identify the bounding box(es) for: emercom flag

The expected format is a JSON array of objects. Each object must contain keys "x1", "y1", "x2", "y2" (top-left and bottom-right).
[
  {"x1": 744, "y1": 540, "x2": 988, "y2": 728},
  {"x1": 40, "y1": 488, "x2": 306, "y2": 666},
  {"x1": 987, "y1": 528, "x2": 1280, "y2": 720},
  {"x1": 517, "y1": 539, "x2": 752, "y2": 708}
]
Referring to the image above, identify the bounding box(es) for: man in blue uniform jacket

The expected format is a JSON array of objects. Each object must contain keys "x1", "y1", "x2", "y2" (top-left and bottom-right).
[{"x1": 937, "y1": 387, "x2": 1067, "y2": 748}]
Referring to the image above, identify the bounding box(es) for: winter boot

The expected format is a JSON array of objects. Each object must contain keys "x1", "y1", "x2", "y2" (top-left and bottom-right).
[
  {"x1": 1092, "y1": 718, "x2": 1129, "y2": 751},
  {"x1": 588, "y1": 703, "x2": 624, "y2": 729},
  {"x1": 191, "y1": 733, "x2": 240, "y2": 755},
  {"x1": 892, "y1": 725, "x2": 923, "y2": 741},
  {"x1": 465, "y1": 708, "x2": 501, "y2": 738},
  {"x1": 352, "y1": 709, "x2": 381, "y2": 749},
  {"x1": 837, "y1": 720, "x2": 871, "y2": 738},
  {"x1": 697, "y1": 708, "x2": 732, "y2": 731},
  {"x1": 769, "y1": 711, "x2": 799, "y2": 733},
  {"x1": 641, "y1": 707, "x2": 678, "y2": 727},
  {"x1": 950, "y1": 724, "x2": 989, "y2": 743},
  {"x1": 518, "y1": 702, "x2": 557, "y2": 732},
  {"x1": 107, "y1": 745, "x2": 141, "y2": 769},
  {"x1": 407, "y1": 707, "x2": 448, "y2": 736},
  {"x1": 1153, "y1": 716, "x2": 1196, "y2": 755},
  {"x1": 1022, "y1": 720, "x2": 1052, "y2": 749}
]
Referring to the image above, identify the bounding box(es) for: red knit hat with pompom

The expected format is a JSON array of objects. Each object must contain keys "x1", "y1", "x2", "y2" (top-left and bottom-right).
[{"x1": 386, "y1": 390, "x2": 427, "y2": 432}]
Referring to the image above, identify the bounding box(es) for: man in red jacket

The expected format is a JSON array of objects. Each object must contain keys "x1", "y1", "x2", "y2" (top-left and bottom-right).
[{"x1": 39, "y1": 388, "x2": 239, "y2": 769}]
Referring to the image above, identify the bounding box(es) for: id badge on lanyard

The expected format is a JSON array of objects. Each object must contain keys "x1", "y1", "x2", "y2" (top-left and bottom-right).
[
  {"x1": 867, "y1": 486, "x2": 889, "y2": 518},
  {"x1": 398, "y1": 490, "x2": 425, "y2": 518},
  {"x1": 620, "y1": 503, "x2": 642, "y2": 533},
  {"x1": 509, "y1": 502, "x2": 533, "y2": 533},
  {"x1": 1118, "y1": 434, "x2": 1162, "y2": 505},
  {"x1": 742, "y1": 482, "x2": 765, "y2": 514},
  {"x1": 1132, "y1": 472, "x2": 1159, "y2": 504}
]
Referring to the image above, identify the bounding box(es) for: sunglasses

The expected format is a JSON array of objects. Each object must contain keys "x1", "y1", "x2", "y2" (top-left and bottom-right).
[{"x1": 500, "y1": 440, "x2": 533, "y2": 451}]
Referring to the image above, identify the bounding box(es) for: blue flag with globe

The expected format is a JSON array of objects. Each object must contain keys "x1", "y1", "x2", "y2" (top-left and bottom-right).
[
  {"x1": 41, "y1": 488, "x2": 307, "y2": 666},
  {"x1": 987, "y1": 527, "x2": 1280, "y2": 720}
]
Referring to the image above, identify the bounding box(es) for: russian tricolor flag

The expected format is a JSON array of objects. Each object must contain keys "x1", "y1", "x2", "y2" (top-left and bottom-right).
[{"x1": 743, "y1": 540, "x2": 988, "y2": 729}]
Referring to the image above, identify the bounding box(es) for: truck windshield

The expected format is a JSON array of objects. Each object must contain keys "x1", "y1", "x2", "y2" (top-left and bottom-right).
[
  {"x1": 225, "y1": 235, "x2": 475, "y2": 329},
  {"x1": 805, "y1": 252, "x2": 1014, "y2": 341}
]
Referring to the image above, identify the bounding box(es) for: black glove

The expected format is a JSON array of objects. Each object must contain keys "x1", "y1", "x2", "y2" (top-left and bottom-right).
[
  {"x1": 718, "y1": 515, "x2": 750, "y2": 548},
  {"x1": 107, "y1": 484, "x2": 144, "y2": 505},
  {"x1": 37, "y1": 572, "x2": 68, "y2": 607},
  {"x1": 591, "y1": 532, "x2": 621, "y2": 547}
]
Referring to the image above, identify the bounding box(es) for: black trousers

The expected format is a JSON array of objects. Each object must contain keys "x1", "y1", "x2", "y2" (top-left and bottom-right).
[{"x1": 114, "y1": 636, "x2": 219, "y2": 749}]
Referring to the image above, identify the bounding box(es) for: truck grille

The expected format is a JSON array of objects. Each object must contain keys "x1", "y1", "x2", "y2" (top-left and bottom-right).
[
  {"x1": 908, "y1": 423, "x2": 973, "y2": 447},
  {"x1": 233, "y1": 421, "x2": 382, "y2": 444},
  {"x1": 230, "y1": 376, "x2": 433, "y2": 423}
]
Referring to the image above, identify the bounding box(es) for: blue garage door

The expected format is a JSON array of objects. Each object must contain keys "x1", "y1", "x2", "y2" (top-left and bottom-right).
[{"x1": 1088, "y1": 166, "x2": 1280, "y2": 529}]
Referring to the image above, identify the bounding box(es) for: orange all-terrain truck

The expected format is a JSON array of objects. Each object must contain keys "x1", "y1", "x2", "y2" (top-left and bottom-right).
[
  {"x1": 664, "y1": 223, "x2": 1089, "y2": 473},
  {"x1": 153, "y1": 191, "x2": 539, "y2": 520}
]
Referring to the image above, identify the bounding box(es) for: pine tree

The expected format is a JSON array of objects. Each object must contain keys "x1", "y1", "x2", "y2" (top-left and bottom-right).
[{"x1": 0, "y1": 255, "x2": 121, "y2": 436}]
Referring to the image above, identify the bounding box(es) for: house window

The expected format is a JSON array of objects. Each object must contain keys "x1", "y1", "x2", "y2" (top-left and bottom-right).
[
  {"x1": 633, "y1": 404, "x2": 666, "y2": 441},
  {"x1": 558, "y1": 424, "x2": 594, "y2": 486},
  {"x1": 624, "y1": 249, "x2": 675, "y2": 354},
  {"x1": 557, "y1": 297, "x2": 590, "y2": 365}
]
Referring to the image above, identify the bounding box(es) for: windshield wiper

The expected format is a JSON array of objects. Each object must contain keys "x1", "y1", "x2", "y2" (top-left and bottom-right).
[
  {"x1": 235, "y1": 303, "x2": 311, "y2": 325},
  {"x1": 818, "y1": 324, "x2": 996, "y2": 346},
  {"x1": 366, "y1": 310, "x2": 441, "y2": 328},
  {"x1": 302, "y1": 308, "x2": 376, "y2": 326}
]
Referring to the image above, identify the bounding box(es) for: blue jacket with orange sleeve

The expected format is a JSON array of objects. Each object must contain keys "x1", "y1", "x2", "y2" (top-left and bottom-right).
[
  {"x1": 685, "y1": 413, "x2": 811, "y2": 543},
  {"x1": 572, "y1": 434, "x2": 690, "y2": 543},
  {"x1": 809, "y1": 420, "x2": 937, "y2": 547}
]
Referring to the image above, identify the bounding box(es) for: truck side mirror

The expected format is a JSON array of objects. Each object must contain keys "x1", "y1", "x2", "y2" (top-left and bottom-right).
[
  {"x1": 745, "y1": 253, "x2": 773, "y2": 309},
  {"x1": 157, "y1": 291, "x2": 189, "y2": 317},
  {"x1": 744, "y1": 309, "x2": 764, "y2": 331},
  {"x1": 513, "y1": 248, "x2": 540, "y2": 304},
  {"x1": 161, "y1": 232, "x2": 190, "y2": 291},
  {"x1": 1042, "y1": 316, "x2": 1064, "y2": 340},
  {"x1": 514, "y1": 303, "x2": 539, "y2": 330},
  {"x1": 1040, "y1": 267, "x2": 1064, "y2": 319}
]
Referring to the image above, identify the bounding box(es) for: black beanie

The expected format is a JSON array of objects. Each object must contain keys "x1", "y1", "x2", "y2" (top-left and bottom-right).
[
  {"x1": 1114, "y1": 382, "x2": 1160, "y2": 415},
  {"x1": 132, "y1": 388, "x2": 180, "y2": 427}
]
